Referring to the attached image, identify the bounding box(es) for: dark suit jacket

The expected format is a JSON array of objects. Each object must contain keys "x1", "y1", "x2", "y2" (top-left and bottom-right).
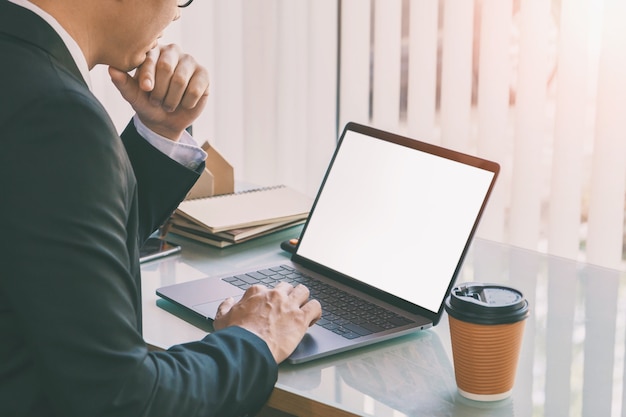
[{"x1": 0, "y1": 1, "x2": 277, "y2": 416}]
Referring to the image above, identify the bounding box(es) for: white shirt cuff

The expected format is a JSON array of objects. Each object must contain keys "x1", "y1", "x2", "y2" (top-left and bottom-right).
[{"x1": 133, "y1": 114, "x2": 207, "y2": 170}]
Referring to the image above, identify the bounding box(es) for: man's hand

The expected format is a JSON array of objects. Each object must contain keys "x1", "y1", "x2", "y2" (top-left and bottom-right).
[
  {"x1": 214, "y1": 283, "x2": 322, "y2": 364},
  {"x1": 108, "y1": 44, "x2": 209, "y2": 141}
]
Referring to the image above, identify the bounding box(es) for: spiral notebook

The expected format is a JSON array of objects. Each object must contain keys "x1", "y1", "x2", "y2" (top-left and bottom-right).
[{"x1": 174, "y1": 185, "x2": 313, "y2": 234}]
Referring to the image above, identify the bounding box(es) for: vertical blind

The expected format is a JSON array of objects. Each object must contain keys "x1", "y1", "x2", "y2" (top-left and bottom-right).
[
  {"x1": 338, "y1": 0, "x2": 626, "y2": 270},
  {"x1": 92, "y1": 0, "x2": 626, "y2": 269}
]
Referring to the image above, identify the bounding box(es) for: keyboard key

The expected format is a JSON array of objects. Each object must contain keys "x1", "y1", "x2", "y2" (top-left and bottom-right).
[
  {"x1": 237, "y1": 274, "x2": 259, "y2": 284},
  {"x1": 322, "y1": 323, "x2": 340, "y2": 331},
  {"x1": 343, "y1": 323, "x2": 373, "y2": 336},
  {"x1": 388, "y1": 316, "x2": 414, "y2": 326},
  {"x1": 315, "y1": 318, "x2": 330, "y2": 327},
  {"x1": 246, "y1": 272, "x2": 265, "y2": 280},
  {"x1": 360, "y1": 322, "x2": 385, "y2": 333}
]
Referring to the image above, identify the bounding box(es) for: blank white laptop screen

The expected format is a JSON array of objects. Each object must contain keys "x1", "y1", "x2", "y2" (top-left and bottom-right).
[{"x1": 296, "y1": 130, "x2": 495, "y2": 313}]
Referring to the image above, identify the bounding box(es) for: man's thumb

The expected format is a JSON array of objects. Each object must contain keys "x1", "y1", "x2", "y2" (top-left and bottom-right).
[{"x1": 108, "y1": 67, "x2": 139, "y2": 103}]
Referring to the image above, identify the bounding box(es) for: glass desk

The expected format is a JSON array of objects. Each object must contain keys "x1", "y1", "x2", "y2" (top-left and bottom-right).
[{"x1": 141, "y1": 227, "x2": 626, "y2": 417}]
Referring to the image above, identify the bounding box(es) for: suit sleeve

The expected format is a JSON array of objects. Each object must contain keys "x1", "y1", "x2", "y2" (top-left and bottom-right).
[
  {"x1": 119, "y1": 120, "x2": 204, "y2": 241},
  {"x1": 1, "y1": 91, "x2": 278, "y2": 417}
]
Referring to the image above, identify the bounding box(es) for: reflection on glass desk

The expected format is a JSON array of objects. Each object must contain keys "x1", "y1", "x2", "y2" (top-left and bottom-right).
[{"x1": 141, "y1": 226, "x2": 626, "y2": 417}]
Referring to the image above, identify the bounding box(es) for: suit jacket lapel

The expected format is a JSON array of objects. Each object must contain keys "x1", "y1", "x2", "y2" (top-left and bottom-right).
[{"x1": 0, "y1": 0, "x2": 86, "y2": 87}]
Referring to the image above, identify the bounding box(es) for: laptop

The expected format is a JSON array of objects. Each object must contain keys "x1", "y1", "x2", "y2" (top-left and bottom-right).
[{"x1": 157, "y1": 122, "x2": 500, "y2": 364}]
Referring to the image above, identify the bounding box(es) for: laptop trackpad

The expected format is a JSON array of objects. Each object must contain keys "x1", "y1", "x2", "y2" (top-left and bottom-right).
[
  {"x1": 189, "y1": 278, "x2": 243, "y2": 319},
  {"x1": 158, "y1": 276, "x2": 243, "y2": 320},
  {"x1": 193, "y1": 295, "x2": 243, "y2": 320}
]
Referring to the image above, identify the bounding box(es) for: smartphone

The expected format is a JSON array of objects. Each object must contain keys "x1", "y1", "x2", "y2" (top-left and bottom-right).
[{"x1": 139, "y1": 237, "x2": 182, "y2": 263}]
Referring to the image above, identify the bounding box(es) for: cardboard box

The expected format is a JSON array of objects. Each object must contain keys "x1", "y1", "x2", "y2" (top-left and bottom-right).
[{"x1": 186, "y1": 141, "x2": 234, "y2": 199}]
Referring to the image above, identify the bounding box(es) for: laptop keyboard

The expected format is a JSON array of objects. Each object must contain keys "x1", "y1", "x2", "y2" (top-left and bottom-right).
[{"x1": 222, "y1": 264, "x2": 415, "y2": 339}]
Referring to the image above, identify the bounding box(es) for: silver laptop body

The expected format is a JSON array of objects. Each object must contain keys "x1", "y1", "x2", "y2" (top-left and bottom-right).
[{"x1": 157, "y1": 122, "x2": 500, "y2": 364}]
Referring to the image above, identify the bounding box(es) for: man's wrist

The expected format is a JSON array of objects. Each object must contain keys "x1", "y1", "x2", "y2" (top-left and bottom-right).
[{"x1": 133, "y1": 115, "x2": 207, "y2": 170}]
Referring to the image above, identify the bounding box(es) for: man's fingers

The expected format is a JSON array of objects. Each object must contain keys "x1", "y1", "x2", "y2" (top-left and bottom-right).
[
  {"x1": 288, "y1": 284, "x2": 311, "y2": 304},
  {"x1": 136, "y1": 47, "x2": 161, "y2": 92},
  {"x1": 301, "y1": 299, "x2": 322, "y2": 327},
  {"x1": 108, "y1": 66, "x2": 139, "y2": 105},
  {"x1": 276, "y1": 283, "x2": 320, "y2": 326},
  {"x1": 141, "y1": 45, "x2": 209, "y2": 113},
  {"x1": 239, "y1": 284, "x2": 267, "y2": 300},
  {"x1": 180, "y1": 68, "x2": 210, "y2": 109},
  {"x1": 215, "y1": 297, "x2": 236, "y2": 320},
  {"x1": 160, "y1": 57, "x2": 195, "y2": 112},
  {"x1": 149, "y1": 45, "x2": 180, "y2": 107}
]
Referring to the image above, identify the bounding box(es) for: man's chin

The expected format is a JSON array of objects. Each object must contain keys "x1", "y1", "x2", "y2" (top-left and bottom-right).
[
  {"x1": 118, "y1": 45, "x2": 158, "y2": 72},
  {"x1": 126, "y1": 55, "x2": 149, "y2": 72}
]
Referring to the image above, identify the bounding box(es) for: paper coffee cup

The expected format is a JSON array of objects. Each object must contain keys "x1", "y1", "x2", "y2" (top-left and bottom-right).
[{"x1": 444, "y1": 283, "x2": 529, "y2": 401}]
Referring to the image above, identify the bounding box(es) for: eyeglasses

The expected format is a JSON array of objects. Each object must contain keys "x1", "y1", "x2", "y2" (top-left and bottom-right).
[{"x1": 178, "y1": 0, "x2": 194, "y2": 7}]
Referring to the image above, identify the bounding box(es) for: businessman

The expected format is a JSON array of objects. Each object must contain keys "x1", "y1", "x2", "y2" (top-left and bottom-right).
[{"x1": 0, "y1": 0, "x2": 321, "y2": 416}]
